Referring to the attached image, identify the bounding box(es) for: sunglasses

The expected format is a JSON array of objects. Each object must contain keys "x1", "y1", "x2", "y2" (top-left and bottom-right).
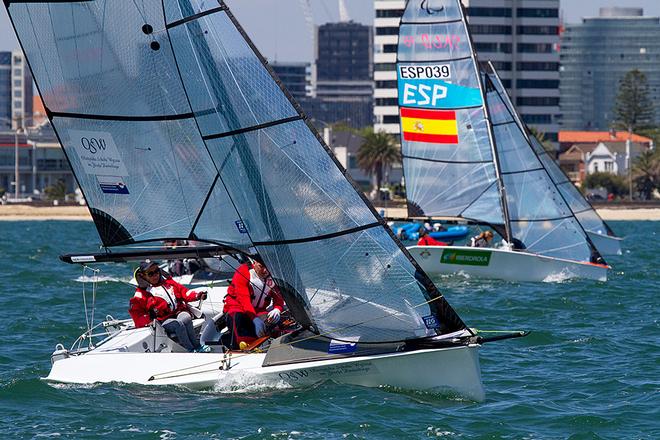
[{"x1": 145, "y1": 269, "x2": 160, "y2": 277}]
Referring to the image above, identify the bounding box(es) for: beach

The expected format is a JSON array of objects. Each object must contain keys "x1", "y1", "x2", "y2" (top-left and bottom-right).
[{"x1": 1, "y1": 204, "x2": 659, "y2": 221}]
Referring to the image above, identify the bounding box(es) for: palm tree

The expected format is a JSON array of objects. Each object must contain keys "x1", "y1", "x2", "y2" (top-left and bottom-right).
[
  {"x1": 632, "y1": 149, "x2": 660, "y2": 200},
  {"x1": 356, "y1": 128, "x2": 400, "y2": 200}
]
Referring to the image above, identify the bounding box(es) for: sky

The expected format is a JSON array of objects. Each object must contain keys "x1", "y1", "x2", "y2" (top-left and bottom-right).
[{"x1": 2, "y1": 1, "x2": 660, "y2": 62}]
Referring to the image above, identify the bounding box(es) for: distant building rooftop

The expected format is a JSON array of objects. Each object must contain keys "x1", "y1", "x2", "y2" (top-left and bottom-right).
[{"x1": 559, "y1": 131, "x2": 652, "y2": 145}]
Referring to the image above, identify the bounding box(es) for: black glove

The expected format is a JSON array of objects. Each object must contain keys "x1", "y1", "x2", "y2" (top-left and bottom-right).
[
  {"x1": 148, "y1": 308, "x2": 158, "y2": 320},
  {"x1": 198, "y1": 291, "x2": 208, "y2": 300}
]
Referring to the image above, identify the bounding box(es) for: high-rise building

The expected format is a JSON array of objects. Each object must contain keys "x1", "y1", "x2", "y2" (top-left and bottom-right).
[
  {"x1": 270, "y1": 62, "x2": 312, "y2": 100},
  {"x1": 0, "y1": 50, "x2": 33, "y2": 129},
  {"x1": 560, "y1": 8, "x2": 660, "y2": 131},
  {"x1": 374, "y1": 0, "x2": 560, "y2": 141},
  {"x1": 310, "y1": 21, "x2": 373, "y2": 129}
]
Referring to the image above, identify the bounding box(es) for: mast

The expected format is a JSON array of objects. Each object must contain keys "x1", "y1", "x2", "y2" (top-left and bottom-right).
[{"x1": 458, "y1": 2, "x2": 513, "y2": 243}]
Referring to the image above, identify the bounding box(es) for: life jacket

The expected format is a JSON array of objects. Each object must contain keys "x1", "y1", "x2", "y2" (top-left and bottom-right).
[{"x1": 224, "y1": 263, "x2": 284, "y2": 317}]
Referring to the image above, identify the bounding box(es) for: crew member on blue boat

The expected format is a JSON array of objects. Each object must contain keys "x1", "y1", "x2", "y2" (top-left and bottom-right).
[
  {"x1": 417, "y1": 228, "x2": 447, "y2": 246},
  {"x1": 222, "y1": 256, "x2": 284, "y2": 350},
  {"x1": 129, "y1": 260, "x2": 211, "y2": 353},
  {"x1": 470, "y1": 230, "x2": 494, "y2": 248}
]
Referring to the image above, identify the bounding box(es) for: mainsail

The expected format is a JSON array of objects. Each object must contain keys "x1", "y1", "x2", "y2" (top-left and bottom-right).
[
  {"x1": 397, "y1": 0, "x2": 504, "y2": 225},
  {"x1": 6, "y1": 0, "x2": 468, "y2": 343},
  {"x1": 398, "y1": 0, "x2": 604, "y2": 263}
]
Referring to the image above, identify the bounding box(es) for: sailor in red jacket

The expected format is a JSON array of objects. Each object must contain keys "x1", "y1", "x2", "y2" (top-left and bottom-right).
[
  {"x1": 129, "y1": 260, "x2": 210, "y2": 353},
  {"x1": 417, "y1": 228, "x2": 447, "y2": 246},
  {"x1": 223, "y1": 256, "x2": 284, "y2": 349}
]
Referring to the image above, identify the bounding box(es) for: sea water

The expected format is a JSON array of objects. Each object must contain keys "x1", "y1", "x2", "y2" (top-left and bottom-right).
[{"x1": 0, "y1": 220, "x2": 657, "y2": 438}]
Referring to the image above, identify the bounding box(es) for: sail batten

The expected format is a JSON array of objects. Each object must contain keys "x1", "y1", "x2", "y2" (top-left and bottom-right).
[{"x1": 6, "y1": 0, "x2": 470, "y2": 345}]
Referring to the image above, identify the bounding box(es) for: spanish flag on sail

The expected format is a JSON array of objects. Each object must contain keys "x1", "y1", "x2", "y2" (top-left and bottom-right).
[{"x1": 400, "y1": 107, "x2": 458, "y2": 144}]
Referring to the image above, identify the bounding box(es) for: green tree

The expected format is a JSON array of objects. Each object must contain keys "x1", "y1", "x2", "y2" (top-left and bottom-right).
[
  {"x1": 611, "y1": 69, "x2": 655, "y2": 199},
  {"x1": 612, "y1": 69, "x2": 655, "y2": 132},
  {"x1": 583, "y1": 172, "x2": 627, "y2": 197},
  {"x1": 356, "y1": 128, "x2": 400, "y2": 200},
  {"x1": 632, "y1": 149, "x2": 660, "y2": 200},
  {"x1": 44, "y1": 179, "x2": 67, "y2": 201}
]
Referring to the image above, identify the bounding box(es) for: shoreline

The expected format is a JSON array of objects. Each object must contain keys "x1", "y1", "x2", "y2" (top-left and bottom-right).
[{"x1": 1, "y1": 204, "x2": 659, "y2": 221}]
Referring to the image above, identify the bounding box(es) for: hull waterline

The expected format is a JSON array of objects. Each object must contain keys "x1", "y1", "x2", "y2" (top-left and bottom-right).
[
  {"x1": 46, "y1": 344, "x2": 485, "y2": 401},
  {"x1": 408, "y1": 245, "x2": 608, "y2": 282}
]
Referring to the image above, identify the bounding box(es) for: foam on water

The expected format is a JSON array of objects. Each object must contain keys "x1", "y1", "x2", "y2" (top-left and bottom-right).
[{"x1": 211, "y1": 370, "x2": 292, "y2": 394}]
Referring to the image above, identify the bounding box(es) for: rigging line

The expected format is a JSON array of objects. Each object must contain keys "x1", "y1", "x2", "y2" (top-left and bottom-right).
[
  {"x1": 398, "y1": 54, "x2": 474, "y2": 64},
  {"x1": 252, "y1": 222, "x2": 380, "y2": 246},
  {"x1": 149, "y1": 294, "x2": 450, "y2": 381}
]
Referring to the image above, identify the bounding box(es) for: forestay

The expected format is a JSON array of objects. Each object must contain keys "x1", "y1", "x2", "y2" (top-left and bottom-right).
[
  {"x1": 6, "y1": 0, "x2": 468, "y2": 343},
  {"x1": 484, "y1": 70, "x2": 597, "y2": 262},
  {"x1": 397, "y1": 0, "x2": 503, "y2": 224}
]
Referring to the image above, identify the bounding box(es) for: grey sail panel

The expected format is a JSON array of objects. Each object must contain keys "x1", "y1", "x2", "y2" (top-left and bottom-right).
[
  {"x1": 7, "y1": 0, "x2": 471, "y2": 343},
  {"x1": 398, "y1": 0, "x2": 500, "y2": 222},
  {"x1": 487, "y1": 67, "x2": 617, "y2": 240},
  {"x1": 202, "y1": 121, "x2": 376, "y2": 242},
  {"x1": 7, "y1": 2, "x2": 251, "y2": 247},
  {"x1": 485, "y1": 74, "x2": 594, "y2": 261}
]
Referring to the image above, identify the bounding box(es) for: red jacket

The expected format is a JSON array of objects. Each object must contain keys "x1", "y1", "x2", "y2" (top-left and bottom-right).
[
  {"x1": 417, "y1": 235, "x2": 447, "y2": 246},
  {"x1": 128, "y1": 278, "x2": 201, "y2": 327},
  {"x1": 223, "y1": 263, "x2": 284, "y2": 319}
]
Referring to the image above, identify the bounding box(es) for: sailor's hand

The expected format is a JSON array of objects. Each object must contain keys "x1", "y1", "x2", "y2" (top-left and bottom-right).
[
  {"x1": 197, "y1": 291, "x2": 208, "y2": 301},
  {"x1": 148, "y1": 308, "x2": 158, "y2": 320},
  {"x1": 266, "y1": 308, "x2": 281, "y2": 324},
  {"x1": 253, "y1": 317, "x2": 266, "y2": 337}
]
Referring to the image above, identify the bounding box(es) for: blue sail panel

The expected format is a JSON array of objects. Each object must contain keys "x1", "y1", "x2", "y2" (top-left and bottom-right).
[
  {"x1": 167, "y1": 10, "x2": 298, "y2": 137},
  {"x1": 10, "y1": 2, "x2": 190, "y2": 117},
  {"x1": 404, "y1": 157, "x2": 498, "y2": 218},
  {"x1": 397, "y1": 59, "x2": 483, "y2": 109},
  {"x1": 258, "y1": 227, "x2": 442, "y2": 342},
  {"x1": 203, "y1": 120, "x2": 375, "y2": 243}
]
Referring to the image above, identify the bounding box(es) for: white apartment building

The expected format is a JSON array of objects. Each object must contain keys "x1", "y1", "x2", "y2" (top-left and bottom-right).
[{"x1": 374, "y1": 0, "x2": 560, "y2": 142}]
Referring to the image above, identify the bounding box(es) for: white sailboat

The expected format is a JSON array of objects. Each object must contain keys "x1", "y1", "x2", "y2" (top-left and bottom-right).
[
  {"x1": 396, "y1": 1, "x2": 609, "y2": 282},
  {"x1": 5, "y1": 0, "x2": 526, "y2": 400}
]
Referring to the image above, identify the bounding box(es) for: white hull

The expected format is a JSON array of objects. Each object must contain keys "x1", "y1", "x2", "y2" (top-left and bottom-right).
[
  {"x1": 587, "y1": 231, "x2": 623, "y2": 256},
  {"x1": 47, "y1": 343, "x2": 484, "y2": 401},
  {"x1": 408, "y1": 245, "x2": 608, "y2": 282}
]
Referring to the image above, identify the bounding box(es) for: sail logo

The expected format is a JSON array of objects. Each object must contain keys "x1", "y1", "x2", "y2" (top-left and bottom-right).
[
  {"x1": 97, "y1": 175, "x2": 129, "y2": 195},
  {"x1": 328, "y1": 338, "x2": 359, "y2": 355},
  {"x1": 440, "y1": 249, "x2": 491, "y2": 266},
  {"x1": 422, "y1": 314, "x2": 441, "y2": 330},
  {"x1": 234, "y1": 220, "x2": 248, "y2": 234},
  {"x1": 400, "y1": 107, "x2": 458, "y2": 144}
]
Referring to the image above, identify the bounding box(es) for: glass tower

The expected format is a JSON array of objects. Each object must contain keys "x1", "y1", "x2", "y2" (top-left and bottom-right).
[{"x1": 560, "y1": 8, "x2": 660, "y2": 130}]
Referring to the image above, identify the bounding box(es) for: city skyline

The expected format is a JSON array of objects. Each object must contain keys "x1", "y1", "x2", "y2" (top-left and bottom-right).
[{"x1": 2, "y1": 1, "x2": 660, "y2": 62}]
